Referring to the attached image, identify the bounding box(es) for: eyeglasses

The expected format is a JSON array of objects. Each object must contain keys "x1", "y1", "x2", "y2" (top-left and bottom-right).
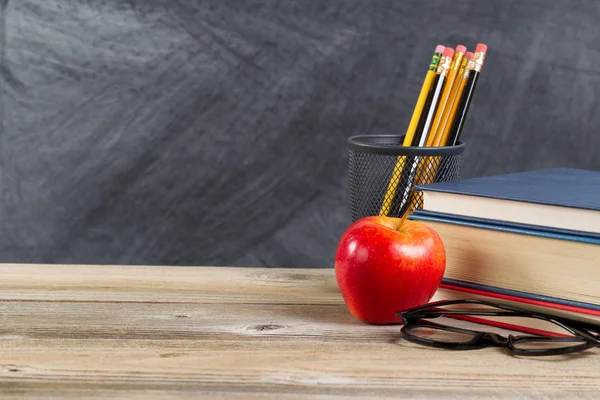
[{"x1": 395, "y1": 299, "x2": 600, "y2": 356}]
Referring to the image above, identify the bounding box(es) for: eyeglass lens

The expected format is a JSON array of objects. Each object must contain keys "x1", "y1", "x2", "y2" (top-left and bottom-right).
[{"x1": 407, "y1": 323, "x2": 478, "y2": 344}]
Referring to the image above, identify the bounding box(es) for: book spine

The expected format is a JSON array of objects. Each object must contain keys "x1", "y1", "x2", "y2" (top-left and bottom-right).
[
  {"x1": 409, "y1": 210, "x2": 600, "y2": 244},
  {"x1": 440, "y1": 281, "x2": 600, "y2": 315}
]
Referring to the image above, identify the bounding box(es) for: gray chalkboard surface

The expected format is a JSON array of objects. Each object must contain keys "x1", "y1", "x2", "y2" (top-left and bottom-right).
[{"x1": 1, "y1": 0, "x2": 599, "y2": 267}]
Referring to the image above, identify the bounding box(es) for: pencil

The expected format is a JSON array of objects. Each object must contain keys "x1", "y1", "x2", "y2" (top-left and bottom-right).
[
  {"x1": 447, "y1": 43, "x2": 487, "y2": 145},
  {"x1": 402, "y1": 44, "x2": 445, "y2": 147},
  {"x1": 390, "y1": 47, "x2": 454, "y2": 215},
  {"x1": 435, "y1": 51, "x2": 473, "y2": 146},
  {"x1": 378, "y1": 45, "x2": 445, "y2": 216},
  {"x1": 426, "y1": 45, "x2": 466, "y2": 147},
  {"x1": 411, "y1": 48, "x2": 447, "y2": 147},
  {"x1": 415, "y1": 46, "x2": 454, "y2": 147}
]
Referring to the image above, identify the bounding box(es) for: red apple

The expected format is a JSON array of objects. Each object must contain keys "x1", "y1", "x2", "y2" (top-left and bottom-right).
[{"x1": 334, "y1": 215, "x2": 445, "y2": 324}]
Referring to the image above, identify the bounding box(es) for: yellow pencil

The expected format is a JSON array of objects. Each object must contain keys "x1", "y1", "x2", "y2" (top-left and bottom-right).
[
  {"x1": 402, "y1": 44, "x2": 445, "y2": 147},
  {"x1": 425, "y1": 45, "x2": 466, "y2": 147},
  {"x1": 379, "y1": 45, "x2": 445, "y2": 216}
]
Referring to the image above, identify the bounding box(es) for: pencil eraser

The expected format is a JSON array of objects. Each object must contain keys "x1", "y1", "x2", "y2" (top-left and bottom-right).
[
  {"x1": 443, "y1": 47, "x2": 454, "y2": 58},
  {"x1": 465, "y1": 51, "x2": 474, "y2": 60},
  {"x1": 476, "y1": 43, "x2": 488, "y2": 54},
  {"x1": 455, "y1": 45, "x2": 467, "y2": 54},
  {"x1": 435, "y1": 45, "x2": 445, "y2": 54}
]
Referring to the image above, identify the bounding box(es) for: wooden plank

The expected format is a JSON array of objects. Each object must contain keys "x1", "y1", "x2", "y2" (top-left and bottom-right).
[
  {"x1": 0, "y1": 301, "x2": 380, "y2": 343},
  {"x1": 2, "y1": 300, "x2": 600, "y2": 398},
  {"x1": 0, "y1": 264, "x2": 341, "y2": 304},
  {"x1": 2, "y1": 337, "x2": 600, "y2": 398},
  {"x1": 1, "y1": 264, "x2": 599, "y2": 398}
]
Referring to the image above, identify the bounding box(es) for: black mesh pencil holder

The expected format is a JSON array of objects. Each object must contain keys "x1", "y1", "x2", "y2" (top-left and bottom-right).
[{"x1": 347, "y1": 135, "x2": 465, "y2": 222}]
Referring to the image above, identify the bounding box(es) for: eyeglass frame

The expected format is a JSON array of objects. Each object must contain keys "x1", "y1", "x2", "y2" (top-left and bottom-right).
[{"x1": 395, "y1": 299, "x2": 600, "y2": 356}]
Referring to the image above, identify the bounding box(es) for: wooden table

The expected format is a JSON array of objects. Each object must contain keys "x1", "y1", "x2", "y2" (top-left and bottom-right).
[{"x1": 1, "y1": 264, "x2": 599, "y2": 398}]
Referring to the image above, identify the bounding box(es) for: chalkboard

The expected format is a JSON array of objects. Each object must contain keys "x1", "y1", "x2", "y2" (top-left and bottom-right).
[{"x1": 1, "y1": 0, "x2": 599, "y2": 267}]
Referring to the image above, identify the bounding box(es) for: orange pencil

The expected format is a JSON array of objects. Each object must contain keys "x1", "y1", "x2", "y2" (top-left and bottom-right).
[
  {"x1": 447, "y1": 43, "x2": 488, "y2": 145},
  {"x1": 426, "y1": 44, "x2": 467, "y2": 147},
  {"x1": 435, "y1": 51, "x2": 473, "y2": 146}
]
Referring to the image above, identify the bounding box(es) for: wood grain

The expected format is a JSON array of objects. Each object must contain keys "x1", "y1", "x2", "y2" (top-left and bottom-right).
[{"x1": 0, "y1": 264, "x2": 599, "y2": 399}]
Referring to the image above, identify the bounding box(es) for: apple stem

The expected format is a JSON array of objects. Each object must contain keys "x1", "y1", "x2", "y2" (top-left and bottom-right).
[{"x1": 397, "y1": 207, "x2": 412, "y2": 230}]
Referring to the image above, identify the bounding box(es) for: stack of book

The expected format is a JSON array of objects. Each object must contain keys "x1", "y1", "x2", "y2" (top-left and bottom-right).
[{"x1": 409, "y1": 167, "x2": 600, "y2": 335}]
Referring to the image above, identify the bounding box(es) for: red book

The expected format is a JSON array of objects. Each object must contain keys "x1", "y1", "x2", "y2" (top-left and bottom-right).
[{"x1": 431, "y1": 282, "x2": 600, "y2": 337}]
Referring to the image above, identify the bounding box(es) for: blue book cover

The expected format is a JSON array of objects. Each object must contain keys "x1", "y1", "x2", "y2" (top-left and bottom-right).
[{"x1": 415, "y1": 168, "x2": 600, "y2": 211}]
